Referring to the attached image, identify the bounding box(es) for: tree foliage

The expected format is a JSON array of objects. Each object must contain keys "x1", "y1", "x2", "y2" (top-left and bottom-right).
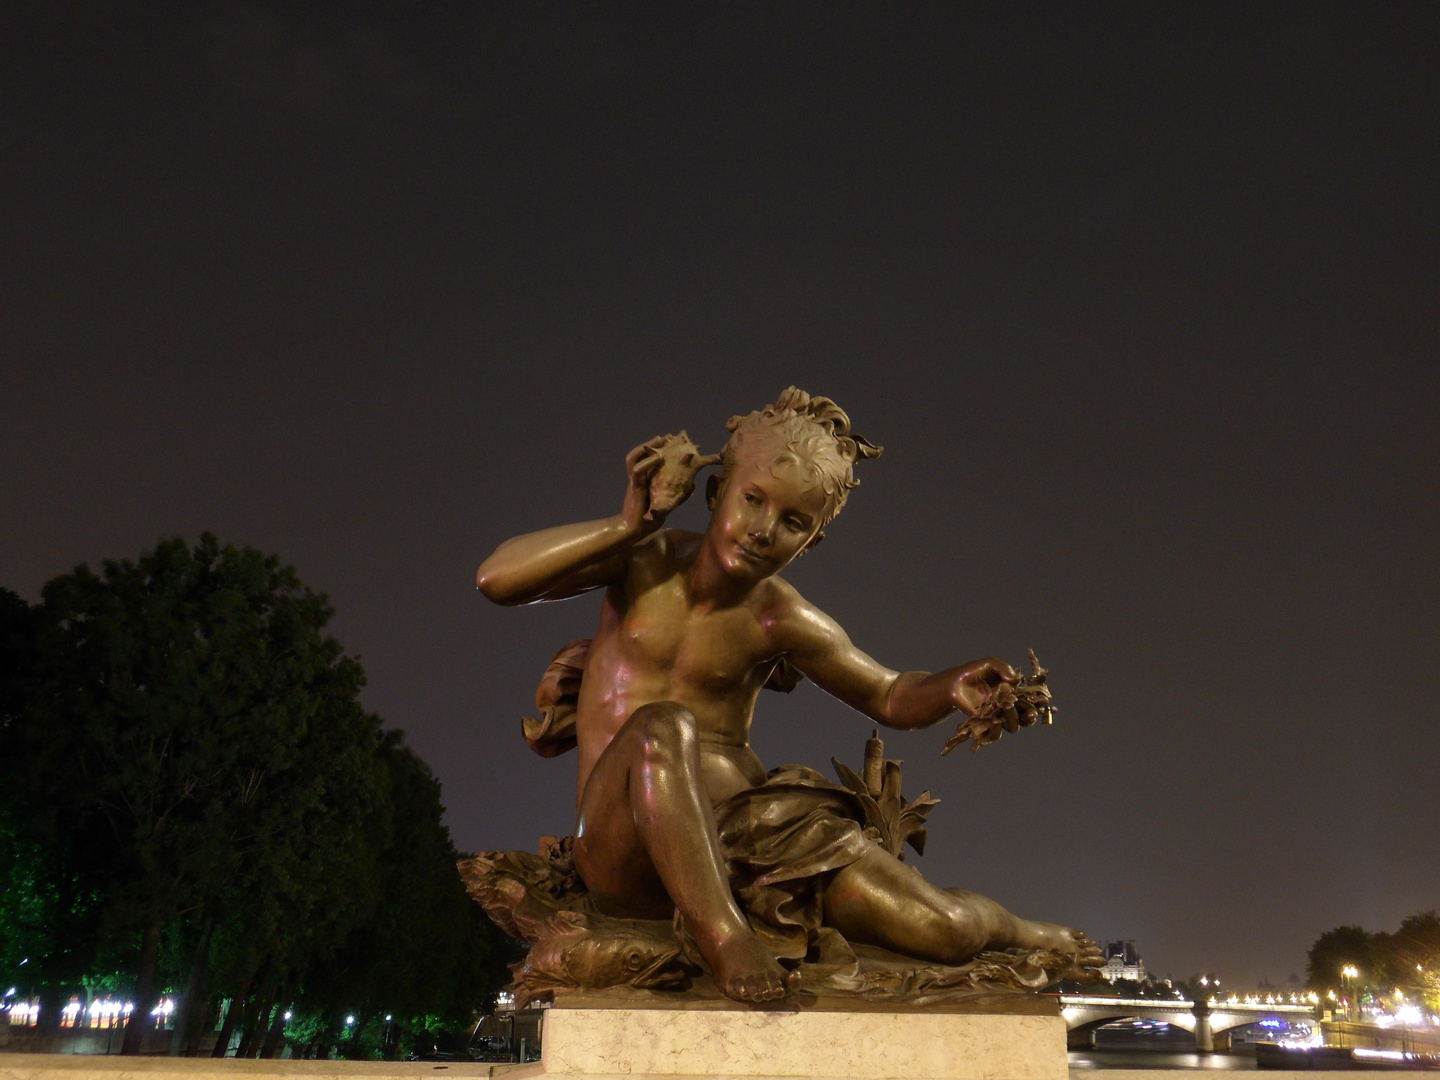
[
  {"x1": 1379, "y1": 912, "x2": 1440, "y2": 1010},
  {"x1": 1307, "y1": 913, "x2": 1440, "y2": 1011},
  {"x1": 0, "y1": 537, "x2": 511, "y2": 1058},
  {"x1": 1306, "y1": 925, "x2": 1380, "y2": 994},
  {"x1": 293, "y1": 733, "x2": 518, "y2": 1059}
]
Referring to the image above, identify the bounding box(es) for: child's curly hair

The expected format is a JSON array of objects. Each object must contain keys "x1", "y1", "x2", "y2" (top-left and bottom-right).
[{"x1": 707, "y1": 386, "x2": 883, "y2": 529}]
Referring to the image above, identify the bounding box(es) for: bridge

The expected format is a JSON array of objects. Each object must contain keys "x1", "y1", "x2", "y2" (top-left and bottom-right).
[{"x1": 1059, "y1": 994, "x2": 1316, "y2": 1052}]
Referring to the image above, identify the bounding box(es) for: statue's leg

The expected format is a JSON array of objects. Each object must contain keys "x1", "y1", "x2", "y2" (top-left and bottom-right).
[
  {"x1": 822, "y1": 847, "x2": 1083, "y2": 964},
  {"x1": 572, "y1": 701, "x2": 790, "y2": 1002}
]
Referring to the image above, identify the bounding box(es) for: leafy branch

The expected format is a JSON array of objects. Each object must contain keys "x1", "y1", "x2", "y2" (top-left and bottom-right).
[{"x1": 833, "y1": 731, "x2": 939, "y2": 860}]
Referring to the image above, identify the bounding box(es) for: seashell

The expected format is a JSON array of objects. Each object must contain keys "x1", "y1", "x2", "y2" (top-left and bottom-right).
[{"x1": 645, "y1": 430, "x2": 720, "y2": 520}]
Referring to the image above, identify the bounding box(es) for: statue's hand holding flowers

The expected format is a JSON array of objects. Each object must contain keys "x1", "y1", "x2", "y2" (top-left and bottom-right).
[{"x1": 943, "y1": 650, "x2": 1056, "y2": 755}]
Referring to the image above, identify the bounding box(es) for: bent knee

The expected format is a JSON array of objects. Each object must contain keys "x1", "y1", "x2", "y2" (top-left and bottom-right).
[{"x1": 628, "y1": 701, "x2": 699, "y2": 757}]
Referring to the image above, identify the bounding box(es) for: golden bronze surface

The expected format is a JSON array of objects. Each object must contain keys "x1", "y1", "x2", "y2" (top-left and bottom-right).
[{"x1": 466, "y1": 388, "x2": 1101, "y2": 1006}]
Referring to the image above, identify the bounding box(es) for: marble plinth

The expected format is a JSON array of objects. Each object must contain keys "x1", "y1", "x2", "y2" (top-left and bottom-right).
[
  {"x1": 530, "y1": 994, "x2": 1067, "y2": 1080},
  {"x1": 5, "y1": 1050, "x2": 1440, "y2": 1080}
]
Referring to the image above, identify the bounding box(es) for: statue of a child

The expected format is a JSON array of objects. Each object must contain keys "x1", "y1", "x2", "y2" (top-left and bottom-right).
[{"x1": 477, "y1": 388, "x2": 1088, "y2": 1003}]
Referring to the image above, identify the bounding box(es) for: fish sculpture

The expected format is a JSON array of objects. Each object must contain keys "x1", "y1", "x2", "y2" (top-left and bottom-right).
[
  {"x1": 460, "y1": 846, "x2": 697, "y2": 1006},
  {"x1": 510, "y1": 910, "x2": 696, "y2": 1006}
]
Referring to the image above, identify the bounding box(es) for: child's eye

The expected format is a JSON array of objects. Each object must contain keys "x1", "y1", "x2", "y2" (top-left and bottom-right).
[
  {"x1": 784, "y1": 518, "x2": 804, "y2": 531},
  {"x1": 744, "y1": 492, "x2": 761, "y2": 505}
]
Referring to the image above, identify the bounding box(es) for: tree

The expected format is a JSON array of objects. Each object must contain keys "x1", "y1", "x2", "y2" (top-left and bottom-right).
[
  {"x1": 1375, "y1": 911, "x2": 1440, "y2": 1009},
  {"x1": 0, "y1": 587, "x2": 110, "y2": 1030},
  {"x1": 0, "y1": 587, "x2": 32, "y2": 727},
  {"x1": 286, "y1": 733, "x2": 514, "y2": 1059},
  {"x1": 2, "y1": 539, "x2": 514, "y2": 1059},
  {"x1": 2, "y1": 536, "x2": 387, "y2": 1054},
  {"x1": 1307, "y1": 914, "x2": 1440, "y2": 1016},
  {"x1": 1306, "y1": 925, "x2": 1379, "y2": 997},
  {"x1": 0, "y1": 589, "x2": 38, "y2": 980}
]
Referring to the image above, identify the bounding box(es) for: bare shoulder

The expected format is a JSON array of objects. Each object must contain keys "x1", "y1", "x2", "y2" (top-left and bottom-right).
[{"x1": 754, "y1": 576, "x2": 847, "y2": 649}]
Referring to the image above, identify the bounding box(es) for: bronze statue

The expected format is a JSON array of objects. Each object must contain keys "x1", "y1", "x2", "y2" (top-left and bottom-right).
[{"x1": 467, "y1": 388, "x2": 1101, "y2": 1006}]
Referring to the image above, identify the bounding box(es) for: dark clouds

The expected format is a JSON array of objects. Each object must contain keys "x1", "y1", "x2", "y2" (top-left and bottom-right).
[{"x1": 1, "y1": 2, "x2": 1436, "y2": 987}]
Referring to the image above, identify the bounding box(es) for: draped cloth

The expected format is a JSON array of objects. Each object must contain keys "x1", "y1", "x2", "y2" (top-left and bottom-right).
[
  {"x1": 710, "y1": 765, "x2": 877, "y2": 961},
  {"x1": 520, "y1": 639, "x2": 591, "y2": 758}
]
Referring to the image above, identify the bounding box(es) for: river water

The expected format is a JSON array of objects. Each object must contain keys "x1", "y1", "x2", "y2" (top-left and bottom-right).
[{"x1": 1070, "y1": 1026, "x2": 1260, "y2": 1070}]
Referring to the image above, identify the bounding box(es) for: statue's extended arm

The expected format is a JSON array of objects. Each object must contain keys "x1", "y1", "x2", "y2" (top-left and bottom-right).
[
  {"x1": 777, "y1": 594, "x2": 1017, "y2": 730},
  {"x1": 476, "y1": 439, "x2": 667, "y2": 605}
]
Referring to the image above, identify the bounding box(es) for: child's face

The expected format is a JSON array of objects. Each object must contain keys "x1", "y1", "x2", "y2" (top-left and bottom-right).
[{"x1": 706, "y1": 452, "x2": 830, "y2": 584}]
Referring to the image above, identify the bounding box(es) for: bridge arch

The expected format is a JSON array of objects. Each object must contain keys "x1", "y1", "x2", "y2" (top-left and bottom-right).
[
  {"x1": 1060, "y1": 1000, "x2": 1194, "y2": 1049},
  {"x1": 1059, "y1": 996, "x2": 1313, "y2": 1052}
]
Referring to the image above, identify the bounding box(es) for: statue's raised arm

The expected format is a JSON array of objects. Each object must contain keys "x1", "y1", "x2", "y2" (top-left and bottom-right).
[{"x1": 476, "y1": 433, "x2": 718, "y2": 605}]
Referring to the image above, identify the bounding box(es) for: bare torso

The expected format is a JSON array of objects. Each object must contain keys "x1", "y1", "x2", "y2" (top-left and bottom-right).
[{"x1": 575, "y1": 529, "x2": 782, "y2": 807}]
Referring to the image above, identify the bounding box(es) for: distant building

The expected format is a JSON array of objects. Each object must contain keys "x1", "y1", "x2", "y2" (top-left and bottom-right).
[{"x1": 1101, "y1": 940, "x2": 1146, "y2": 983}]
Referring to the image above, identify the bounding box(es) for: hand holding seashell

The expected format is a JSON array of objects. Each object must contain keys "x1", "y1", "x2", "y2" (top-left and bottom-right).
[{"x1": 634, "y1": 431, "x2": 721, "y2": 521}]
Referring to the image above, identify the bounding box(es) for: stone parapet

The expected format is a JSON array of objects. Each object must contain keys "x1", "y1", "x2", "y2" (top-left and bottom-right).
[{"x1": 5, "y1": 1054, "x2": 1440, "y2": 1080}]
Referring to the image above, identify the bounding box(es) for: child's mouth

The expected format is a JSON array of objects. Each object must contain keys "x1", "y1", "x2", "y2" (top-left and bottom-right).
[{"x1": 734, "y1": 542, "x2": 765, "y2": 563}]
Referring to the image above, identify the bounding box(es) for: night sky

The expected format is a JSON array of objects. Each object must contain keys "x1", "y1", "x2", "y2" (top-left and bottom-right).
[{"x1": 3, "y1": 3, "x2": 1437, "y2": 989}]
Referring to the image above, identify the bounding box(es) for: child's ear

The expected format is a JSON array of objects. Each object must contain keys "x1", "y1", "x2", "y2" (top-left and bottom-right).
[
  {"x1": 800, "y1": 530, "x2": 825, "y2": 555},
  {"x1": 705, "y1": 474, "x2": 721, "y2": 510}
]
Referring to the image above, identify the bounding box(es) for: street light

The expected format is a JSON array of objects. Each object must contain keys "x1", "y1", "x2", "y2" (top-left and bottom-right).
[{"x1": 1341, "y1": 964, "x2": 1360, "y2": 1022}]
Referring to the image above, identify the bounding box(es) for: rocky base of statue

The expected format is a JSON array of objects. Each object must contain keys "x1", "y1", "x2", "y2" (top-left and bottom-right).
[{"x1": 459, "y1": 737, "x2": 1102, "y2": 1009}]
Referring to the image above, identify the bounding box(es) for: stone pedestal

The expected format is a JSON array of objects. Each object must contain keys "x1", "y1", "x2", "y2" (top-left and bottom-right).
[{"x1": 522, "y1": 992, "x2": 1066, "y2": 1080}]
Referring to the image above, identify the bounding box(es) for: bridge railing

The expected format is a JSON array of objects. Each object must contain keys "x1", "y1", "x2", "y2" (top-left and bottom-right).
[
  {"x1": 1058, "y1": 994, "x2": 1313, "y2": 1012},
  {"x1": 1058, "y1": 995, "x2": 1192, "y2": 1008}
]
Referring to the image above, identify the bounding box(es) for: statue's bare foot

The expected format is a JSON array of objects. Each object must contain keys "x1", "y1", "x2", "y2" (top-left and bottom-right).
[
  {"x1": 1013, "y1": 918, "x2": 1095, "y2": 960},
  {"x1": 1067, "y1": 929, "x2": 1106, "y2": 972},
  {"x1": 708, "y1": 929, "x2": 789, "y2": 1002},
  {"x1": 1015, "y1": 923, "x2": 1105, "y2": 979}
]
